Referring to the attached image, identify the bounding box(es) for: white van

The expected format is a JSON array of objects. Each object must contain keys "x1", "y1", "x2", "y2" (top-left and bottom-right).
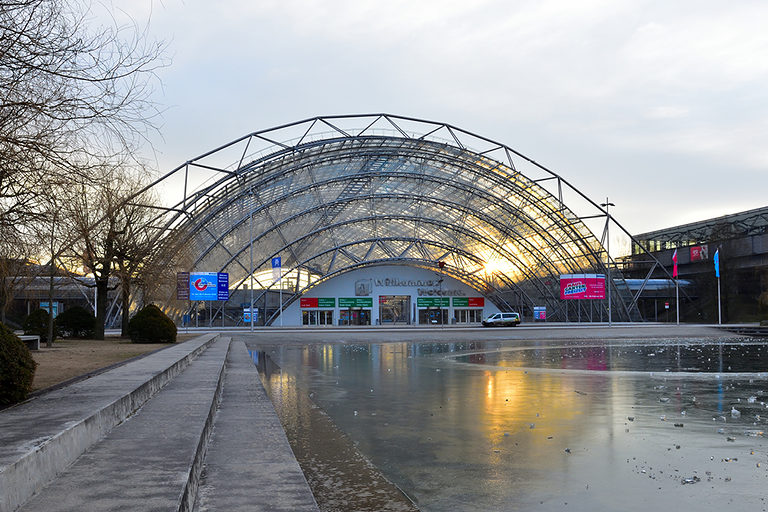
[{"x1": 481, "y1": 312, "x2": 521, "y2": 327}]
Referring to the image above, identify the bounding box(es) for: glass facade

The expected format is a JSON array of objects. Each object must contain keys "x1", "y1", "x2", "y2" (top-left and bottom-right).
[{"x1": 150, "y1": 115, "x2": 642, "y2": 323}]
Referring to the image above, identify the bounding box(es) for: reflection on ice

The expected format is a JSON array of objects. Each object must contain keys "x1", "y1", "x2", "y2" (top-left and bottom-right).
[
  {"x1": 450, "y1": 341, "x2": 768, "y2": 374},
  {"x1": 248, "y1": 338, "x2": 768, "y2": 512}
]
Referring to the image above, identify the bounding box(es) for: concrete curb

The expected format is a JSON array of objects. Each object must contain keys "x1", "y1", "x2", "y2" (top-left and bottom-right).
[
  {"x1": 0, "y1": 333, "x2": 219, "y2": 512},
  {"x1": 193, "y1": 341, "x2": 320, "y2": 511},
  {"x1": 177, "y1": 337, "x2": 229, "y2": 512}
]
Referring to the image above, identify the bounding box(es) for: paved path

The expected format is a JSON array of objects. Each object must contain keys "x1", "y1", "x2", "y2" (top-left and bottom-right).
[
  {"x1": 194, "y1": 341, "x2": 318, "y2": 511},
  {"x1": 0, "y1": 335, "x2": 318, "y2": 512}
]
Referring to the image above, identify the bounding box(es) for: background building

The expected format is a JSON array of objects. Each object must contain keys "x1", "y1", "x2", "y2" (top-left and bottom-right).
[{"x1": 623, "y1": 206, "x2": 768, "y2": 322}]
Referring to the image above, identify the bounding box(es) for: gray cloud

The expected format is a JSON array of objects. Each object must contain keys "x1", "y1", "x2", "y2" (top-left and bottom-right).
[{"x1": 105, "y1": 0, "x2": 768, "y2": 238}]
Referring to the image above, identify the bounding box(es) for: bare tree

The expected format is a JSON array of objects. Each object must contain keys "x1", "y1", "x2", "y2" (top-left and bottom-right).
[
  {"x1": 65, "y1": 165, "x2": 166, "y2": 339},
  {"x1": 0, "y1": 0, "x2": 164, "y2": 233},
  {"x1": 113, "y1": 176, "x2": 163, "y2": 336},
  {"x1": 64, "y1": 166, "x2": 122, "y2": 339},
  {"x1": 32, "y1": 175, "x2": 80, "y2": 346},
  {"x1": 0, "y1": 232, "x2": 36, "y2": 325}
]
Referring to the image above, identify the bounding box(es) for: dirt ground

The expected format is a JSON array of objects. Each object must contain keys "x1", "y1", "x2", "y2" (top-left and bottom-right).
[{"x1": 30, "y1": 334, "x2": 199, "y2": 391}]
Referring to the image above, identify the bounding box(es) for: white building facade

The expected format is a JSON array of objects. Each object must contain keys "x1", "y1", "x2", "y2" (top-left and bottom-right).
[{"x1": 277, "y1": 266, "x2": 500, "y2": 326}]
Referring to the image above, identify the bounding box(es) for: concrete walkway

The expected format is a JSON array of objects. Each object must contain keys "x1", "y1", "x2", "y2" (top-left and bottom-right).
[
  {"x1": 0, "y1": 335, "x2": 318, "y2": 512},
  {"x1": 193, "y1": 341, "x2": 318, "y2": 511}
]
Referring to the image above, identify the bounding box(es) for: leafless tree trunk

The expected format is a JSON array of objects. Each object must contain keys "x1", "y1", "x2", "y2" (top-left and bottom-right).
[
  {"x1": 65, "y1": 166, "x2": 162, "y2": 339},
  {"x1": 114, "y1": 180, "x2": 162, "y2": 336},
  {"x1": 0, "y1": 231, "x2": 38, "y2": 325},
  {"x1": 45, "y1": 210, "x2": 58, "y2": 348},
  {"x1": 0, "y1": 0, "x2": 164, "y2": 332}
]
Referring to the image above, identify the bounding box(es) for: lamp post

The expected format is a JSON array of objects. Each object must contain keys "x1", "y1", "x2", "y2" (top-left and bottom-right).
[
  {"x1": 248, "y1": 188, "x2": 254, "y2": 332},
  {"x1": 600, "y1": 198, "x2": 615, "y2": 327},
  {"x1": 437, "y1": 261, "x2": 446, "y2": 327}
]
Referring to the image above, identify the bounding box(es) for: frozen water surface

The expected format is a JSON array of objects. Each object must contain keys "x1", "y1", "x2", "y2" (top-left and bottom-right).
[{"x1": 249, "y1": 337, "x2": 768, "y2": 511}]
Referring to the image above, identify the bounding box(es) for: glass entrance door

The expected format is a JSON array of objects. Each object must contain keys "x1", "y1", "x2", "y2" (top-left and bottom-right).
[{"x1": 379, "y1": 295, "x2": 411, "y2": 324}]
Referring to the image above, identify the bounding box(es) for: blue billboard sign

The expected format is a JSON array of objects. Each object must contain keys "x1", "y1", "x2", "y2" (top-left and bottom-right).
[
  {"x1": 189, "y1": 272, "x2": 229, "y2": 301},
  {"x1": 217, "y1": 272, "x2": 229, "y2": 300}
]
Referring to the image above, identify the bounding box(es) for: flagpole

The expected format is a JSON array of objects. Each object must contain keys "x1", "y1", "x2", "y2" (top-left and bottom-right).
[
  {"x1": 279, "y1": 274, "x2": 283, "y2": 327},
  {"x1": 279, "y1": 260, "x2": 283, "y2": 327},
  {"x1": 672, "y1": 248, "x2": 679, "y2": 325},
  {"x1": 600, "y1": 198, "x2": 615, "y2": 327},
  {"x1": 717, "y1": 276, "x2": 722, "y2": 324},
  {"x1": 249, "y1": 191, "x2": 254, "y2": 332},
  {"x1": 715, "y1": 248, "x2": 721, "y2": 324}
]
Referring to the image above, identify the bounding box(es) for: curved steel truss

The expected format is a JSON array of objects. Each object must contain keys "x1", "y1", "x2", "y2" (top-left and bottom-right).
[{"x1": 145, "y1": 114, "x2": 650, "y2": 323}]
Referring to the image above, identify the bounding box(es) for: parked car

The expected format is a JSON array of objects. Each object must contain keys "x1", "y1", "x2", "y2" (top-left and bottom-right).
[{"x1": 481, "y1": 312, "x2": 521, "y2": 327}]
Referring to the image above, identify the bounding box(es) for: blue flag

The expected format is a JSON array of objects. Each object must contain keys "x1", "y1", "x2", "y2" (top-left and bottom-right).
[{"x1": 714, "y1": 249, "x2": 720, "y2": 278}]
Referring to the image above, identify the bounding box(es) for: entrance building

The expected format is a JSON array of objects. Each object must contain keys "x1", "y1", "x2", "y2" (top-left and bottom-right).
[{"x1": 279, "y1": 265, "x2": 499, "y2": 327}]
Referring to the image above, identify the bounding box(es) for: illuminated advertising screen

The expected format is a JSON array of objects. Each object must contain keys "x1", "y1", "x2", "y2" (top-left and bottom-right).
[
  {"x1": 560, "y1": 274, "x2": 606, "y2": 300},
  {"x1": 189, "y1": 272, "x2": 229, "y2": 301}
]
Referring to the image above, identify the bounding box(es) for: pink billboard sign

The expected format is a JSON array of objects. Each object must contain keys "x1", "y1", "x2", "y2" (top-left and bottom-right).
[{"x1": 560, "y1": 274, "x2": 606, "y2": 300}]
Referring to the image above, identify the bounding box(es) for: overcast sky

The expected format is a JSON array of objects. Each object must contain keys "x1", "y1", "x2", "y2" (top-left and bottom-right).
[{"x1": 106, "y1": 0, "x2": 768, "y2": 237}]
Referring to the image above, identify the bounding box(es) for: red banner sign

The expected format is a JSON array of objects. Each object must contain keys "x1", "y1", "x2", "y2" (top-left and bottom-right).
[
  {"x1": 560, "y1": 274, "x2": 606, "y2": 300},
  {"x1": 300, "y1": 297, "x2": 318, "y2": 308},
  {"x1": 468, "y1": 297, "x2": 485, "y2": 307}
]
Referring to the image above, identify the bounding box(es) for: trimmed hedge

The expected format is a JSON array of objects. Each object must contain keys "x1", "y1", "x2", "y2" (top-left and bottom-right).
[
  {"x1": 128, "y1": 304, "x2": 177, "y2": 343},
  {"x1": 23, "y1": 308, "x2": 54, "y2": 345},
  {"x1": 0, "y1": 322, "x2": 37, "y2": 406},
  {"x1": 55, "y1": 306, "x2": 96, "y2": 338}
]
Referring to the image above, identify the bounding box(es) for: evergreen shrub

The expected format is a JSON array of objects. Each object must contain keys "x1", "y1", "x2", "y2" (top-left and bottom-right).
[
  {"x1": 128, "y1": 304, "x2": 177, "y2": 343},
  {"x1": 0, "y1": 322, "x2": 37, "y2": 406},
  {"x1": 55, "y1": 306, "x2": 96, "y2": 338},
  {"x1": 23, "y1": 308, "x2": 54, "y2": 344}
]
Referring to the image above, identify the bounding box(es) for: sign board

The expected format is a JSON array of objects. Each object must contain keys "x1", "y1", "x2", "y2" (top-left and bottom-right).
[
  {"x1": 300, "y1": 297, "x2": 336, "y2": 308},
  {"x1": 339, "y1": 297, "x2": 373, "y2": 308},
  {"x1": 216, "y1": 273, "x2": 229, "y2": 300},
  {"x1": 271, "y1": 256, "x2": 281, "y2": 282},
  {"x1": 690, "y1": 245, "x2": 708, "y2": 262},
  {"x1": 665, "y1": 302, "x2": 670, "y2": 309},
  {"x1": 176, "y1": 272, "x2": 190, "y2": 300},
  {"x1": 560, "y1": 274, "x2": 606, "y2": 300},
  {"x1": 189, "y1": 272, "x2": 229, "y2": 301},
  {"x1": 534, "y1": 306, "x2": 546, "y2": 321},
  {"x1": 417, "y1": 297, "x2": 450, "y2": 308},
  {"x1": 243, "y1": 308, "x2": 258, "y2": 323},
  {"x1": 452, "y1": 297, "x2": 485, "y2": 307}
]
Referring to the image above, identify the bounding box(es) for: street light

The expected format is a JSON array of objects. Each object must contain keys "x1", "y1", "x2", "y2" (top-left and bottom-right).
[
  {"x1": 437, "y1": 261, "x2": 446, "y2": 327},
  {"x1": 600, "y1": 198, "x2": 615, "y2": 327}
]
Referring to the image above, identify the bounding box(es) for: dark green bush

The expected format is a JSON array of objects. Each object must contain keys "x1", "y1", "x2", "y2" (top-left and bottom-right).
[
  {"x1": 0, "y1": 322, "x2": 37, "y2": 406},
  {"x1": 55, "y1": 306, "x2": 96, "y2": 338},
  {"x1": 128, "y1": 304, "x2": 177, "y2": 343},
  {"x1": 23, "y1": 308, "x2": 54, "y2": 345}
]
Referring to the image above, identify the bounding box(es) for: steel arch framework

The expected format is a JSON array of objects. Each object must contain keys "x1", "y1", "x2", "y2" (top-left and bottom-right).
[{"x1": 145, "y1": 114, "x2": 652, "y2": 323}]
